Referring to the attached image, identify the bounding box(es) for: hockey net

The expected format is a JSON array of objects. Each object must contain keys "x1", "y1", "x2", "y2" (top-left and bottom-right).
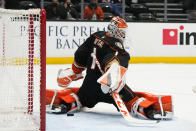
[{"x1": 0, "y1": 9, "x2": 46, "y2": 131}]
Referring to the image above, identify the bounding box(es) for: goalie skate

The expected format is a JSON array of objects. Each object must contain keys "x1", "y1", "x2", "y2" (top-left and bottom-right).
[{"x1": 46, "y1": 104, "x2": 71, "y2": 114}]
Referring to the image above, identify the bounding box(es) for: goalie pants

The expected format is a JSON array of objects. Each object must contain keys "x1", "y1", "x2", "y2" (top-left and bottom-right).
[{"x1": 76, "y1": 69, "x2": 137, "y2": 109}]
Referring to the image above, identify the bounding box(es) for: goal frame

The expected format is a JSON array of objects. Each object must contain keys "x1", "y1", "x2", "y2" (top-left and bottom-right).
[
  {"x1": 0, "y1": 8, "x2": 46, "y2": 131},
  {"x1": 39, "y1": 9, "x2": 46, "y2": 131}
]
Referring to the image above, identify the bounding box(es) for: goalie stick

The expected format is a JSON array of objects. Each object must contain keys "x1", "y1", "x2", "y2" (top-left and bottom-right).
[
  {"x1": 91, "y1": 49, "x2": 158, "y2": 124},
  {"x1": 111, "y1": 91, "x2": 158, "y2": 124}
]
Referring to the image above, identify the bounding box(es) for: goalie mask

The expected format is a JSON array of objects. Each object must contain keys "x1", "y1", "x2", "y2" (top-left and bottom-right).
[{"x1": 107, "y1": 17, "x2": 128, "y2": 43}]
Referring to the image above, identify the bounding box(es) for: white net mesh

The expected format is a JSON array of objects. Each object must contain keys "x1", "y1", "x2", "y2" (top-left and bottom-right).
[{"x1": 0, "y1": 9, "x2": 45, "y2": 131}]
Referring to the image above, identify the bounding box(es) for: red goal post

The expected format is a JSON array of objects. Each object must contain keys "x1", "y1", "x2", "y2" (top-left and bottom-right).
[{"x1": 0, "y1": 9, "x2": 46, "y2": 131}]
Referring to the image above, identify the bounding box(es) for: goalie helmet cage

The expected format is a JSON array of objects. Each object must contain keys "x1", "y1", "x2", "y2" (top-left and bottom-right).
[{"x1": 0, "y1": 9, "x2": 46, "y2": 131}]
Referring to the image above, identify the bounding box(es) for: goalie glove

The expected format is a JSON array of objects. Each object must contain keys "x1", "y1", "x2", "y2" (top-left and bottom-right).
[
  {"x1": 97, "y1": 62, "x2": 127, "y2": 94},
  {"x1": 57, "y1": 68, "x2": 83, "y2": 88}
]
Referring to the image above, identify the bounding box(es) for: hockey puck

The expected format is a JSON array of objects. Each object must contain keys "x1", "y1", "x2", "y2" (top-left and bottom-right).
[{"x1": 67, "y1": 113, "x2": 74, "y2": 116}]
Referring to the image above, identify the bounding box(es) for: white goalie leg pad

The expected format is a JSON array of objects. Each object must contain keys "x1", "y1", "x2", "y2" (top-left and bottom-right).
[
  {"x1": 97, "y1": 63, "x2": 127, "y2": 94},
  {"x1": 131, "y1": 97, "x2": 149, "y2": 120},
  {"x1": 48, "y1": 89, "x2": 58, "y2": 110},
  {"x1": 71, "y1": 93, "x2": 82, "y2": 111},
  {"x1": 154, "y1": 96, "x2": 173, "y2": 120},
  {"x1": 67, "y1": 93, "x2": 82, "y2": 113}
]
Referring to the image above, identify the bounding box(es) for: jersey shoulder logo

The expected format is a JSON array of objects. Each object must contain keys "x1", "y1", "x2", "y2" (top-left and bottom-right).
[
  {"x1": 115, "y1": 42, "x2": 123, "y2": 49},
  {"x1": 94, "y1": 38, "x2": 104, "y2": 48}
]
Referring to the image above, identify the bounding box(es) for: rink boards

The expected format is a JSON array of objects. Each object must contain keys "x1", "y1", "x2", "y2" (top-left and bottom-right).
[
  {"x1": 43, "y1": 21, "x2": 196, "y2": 64},
  {"x1": 1, "y1": 21, "x2": 195, "y2": 64}
]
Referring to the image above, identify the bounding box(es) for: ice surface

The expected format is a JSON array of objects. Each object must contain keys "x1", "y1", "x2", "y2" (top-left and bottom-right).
[{"x1": 46, "y1": 64, "x2": 196, "y2": 131}]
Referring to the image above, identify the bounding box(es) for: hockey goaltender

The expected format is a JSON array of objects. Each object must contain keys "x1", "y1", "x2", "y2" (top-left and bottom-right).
[{"x1": 46, "y1": 17, "x2": 173, "y2": 122}]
